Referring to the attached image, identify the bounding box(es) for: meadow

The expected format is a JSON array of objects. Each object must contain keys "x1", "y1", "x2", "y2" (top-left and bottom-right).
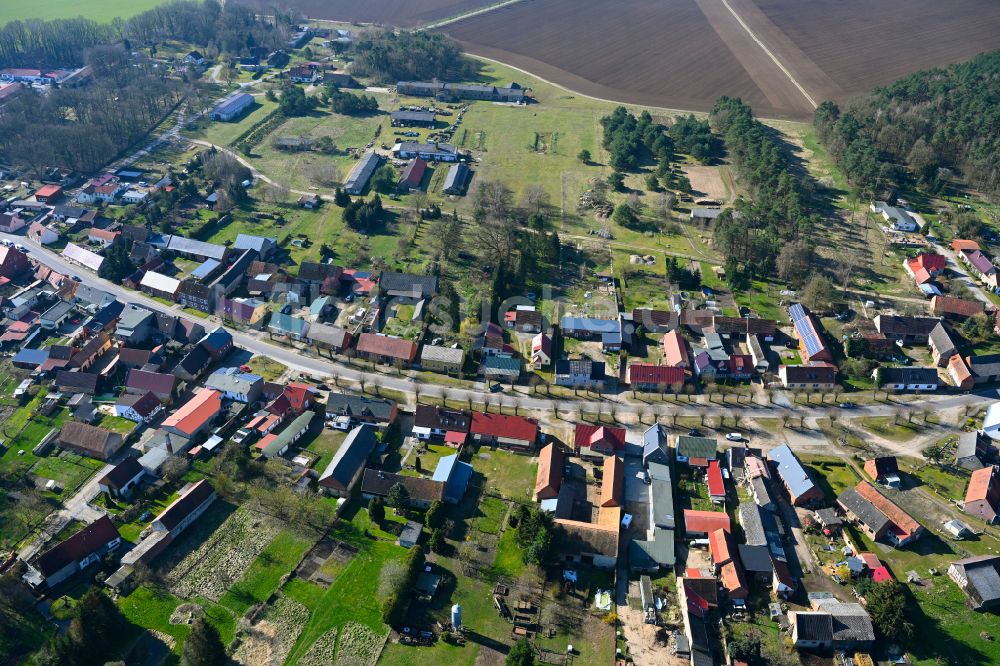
[{"x1": 0, "y1": 0, "x2": 169, "y2": 24}]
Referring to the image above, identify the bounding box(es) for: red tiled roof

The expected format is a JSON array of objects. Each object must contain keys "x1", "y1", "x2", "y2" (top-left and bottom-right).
[
  {"x1": 356, "y1": 333, "x2": 417, "y2": 361},
  {"x1": 854, "y1": 481, "x2": 921, "y2": 539},
  {"x1": 162, "y1": 389, "x2": 222, "y2": 437},
  {"x1": 35, "y1": 184, "x2": 62, "y2": 198},
  {"x1": 966, "y1": 466, "x2": 999, "y2": 503},
  {"x1": 600, "y1": 455, "x2": 623, "y2": 507},
  {"x1": 708, "y1": 527, "x2": 734, "y2": 566},
  {"x1": 684, "y1": 509, "x2": 731, "y2": 534},
  {"x1": 720, "y1": 561, "x2": 747, "y2": 597},
  {"x1": 574, "y1": 424, "x2": 627, "y2": 450},
  {"x1": 872, "y1": 567, "x2": 893, "y2": 582},
  {"x1": 663, "y1": 330, "x2": 689, "y2": 366},
  {"x1": 627, "y1": 364, "x2": 686, "y2": 385},
  {"x1": 952, "y1": 239, "x2": 981, "y2": 253},
  {"x1": 707, "y1": 459, "x2": 725, "y2": 497},
  {"x1": 535, "y1": 443, "x2": 563, "y2": 499},
  {"x1": 471, "y1": 412, "x2": 539, "y2": 443},
  {"x1": 932, "y1": 295, "x2": 984, "y2": 318}
]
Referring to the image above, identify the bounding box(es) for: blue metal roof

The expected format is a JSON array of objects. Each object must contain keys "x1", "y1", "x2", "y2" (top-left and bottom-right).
[
  {"x1": 12, "y1": 348, "x2": 49, "y2": 366},
  {"x1": 433, "y1": 454, "x2": 473, "y2": 503}
]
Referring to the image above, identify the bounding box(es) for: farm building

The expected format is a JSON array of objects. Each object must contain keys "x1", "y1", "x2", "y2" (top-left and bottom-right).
[
  {"x1": 210, "y1": 92, "x2": 254, "y2": 121},
  {"x1": 442, "y1": 162, "x2": 472, "y2": 195},
  {"x1": 344, "y1": 151, "x2": 382, "y2": 195}
]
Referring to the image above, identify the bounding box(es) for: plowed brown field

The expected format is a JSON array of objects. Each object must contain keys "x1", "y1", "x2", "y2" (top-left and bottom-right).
[{"x1": 243, "y1": 0, "x2": 498, "y2": 27}]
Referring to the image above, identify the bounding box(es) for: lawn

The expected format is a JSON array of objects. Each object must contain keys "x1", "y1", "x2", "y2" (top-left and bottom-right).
[
  {"x1": 0, "y1": 0, "x2": 169, "y2": 23},
  {"x1": 245, "y1": 354, "x2": 288, "y2": 381},
  {"x1": 400, "y1": 442, "x2": 455, "y2": 478},
  {"x1": 800, "y1": 455, "x2": 861, "y2": 496},
  {"x1": 488, "y1": 527, "x2": 525, "y2": 579},
  {"x1": 217, "y1": 529, "x2": 315, "y2": 616},
  {"x1": 303, "y1": 428, "x2": 347, "y2": 471},
  {"x1": 283, "y1": 539, "x2": 405, "y2": 664},
  {"x1": 472, "y1": 495, "x2": 508, "y2": 536},
  {"x1": 30, "y1": 453, "x2": 105, "y2": 492},
  {"x1": 117, "y1": 586, "x2": 238, "y2": 654},
  {"x1": 859, "y1": 416, "x2": 928, "y2": 442},
  {"x1": 898, "y1": 459, "x2": 971, "y2": 503},
  {"x1": 471, "y1": 448, "x2": 538, "y2": 501},
  {"x1": 97, "y1": 414, "x2": 137, "y2": 435},
  {"x1": 185, "y1": 96, "x2": 279, "y2": 149}
]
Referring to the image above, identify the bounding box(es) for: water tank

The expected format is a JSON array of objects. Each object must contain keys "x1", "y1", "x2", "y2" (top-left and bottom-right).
[{"x1": 451, "y1": 604, "x2": 462, "y2": 629}]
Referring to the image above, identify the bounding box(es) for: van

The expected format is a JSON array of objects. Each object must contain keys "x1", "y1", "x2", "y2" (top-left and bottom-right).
[{"x1": 726, "y1": 433, "x2": 743, "y2": 442}]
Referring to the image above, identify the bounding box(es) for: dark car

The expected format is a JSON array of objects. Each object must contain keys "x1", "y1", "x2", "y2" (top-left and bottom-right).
[{"x1": 687, "y1": 429, "x2": 703, "y2": 437}]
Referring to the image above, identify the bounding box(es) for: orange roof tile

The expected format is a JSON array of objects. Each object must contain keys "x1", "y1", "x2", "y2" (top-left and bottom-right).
[
  {"x1": 966, "y1": 466, "x2": 999, "y2": 503},
  {"x1": 854, "y1": 481, "x2": 921, "y2": 538},
  {"x1": 162, "y1": 389, "x2": 222, "y2": 437},
  {"x1": 600, "y1": 455, "x2": 623, "y2": 507}
]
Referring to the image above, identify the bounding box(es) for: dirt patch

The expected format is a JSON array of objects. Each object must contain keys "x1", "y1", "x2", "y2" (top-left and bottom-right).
[
  {"x1": 682, "y1": 165, "x2": 730, "y2": 202},
  {"x1": 168, "y1": 603, "x2": 204, "y2": 626}
]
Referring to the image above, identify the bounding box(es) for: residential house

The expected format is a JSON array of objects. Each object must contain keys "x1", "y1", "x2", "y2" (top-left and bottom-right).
[
  {"x1": 778, "y1": 362, "x2": 837, "y2": 389},
  {"x1": 768, "y1": 445, "x2": 823, "y2": 506},
  {"x1": 642, "y1": 424, "x2": 669, "y2": 467},
  {"x1": 504, "y1": 306, "x2": 543, "y2": 334},
  {"x1": 325, "y1": 393, "x2": 398, "y2": 429},
  {"x1": 431, "y1": 453, "x2": 475, "y2": 503},
  {"x1": 161, "y1": 389, "x2": 223, "y2": 440},
  {"x1": 306, "y1": 323, "x2": 352, "y2": 355},
  {"x1": 58, "y1": 421, "x2": 124, "y2": 460},
  {"x1": 560, "y1": 316, "x2": 623, "y2": 352},
  {"x1": 22, "y1": 516, "x2": 121, "y2": 589},
  {"x1": 663, "y1": 330, "x2": 690, "y2": 367},
  {"x1": 361, "y1": 470, "x2": 444, "y2": 509},
  {"x1": 470, "y1": 412, "x2": 538, "y2": 452},
  {"x1": 838, "y1": 481, "x2": 924, "y2": 546},
  {"x1": 115, "y1": 305, "x2": 156, "y2": 344},
  {"x1": 221, "y1": 297, "x2": 269, "y2": 328},
  {"x1": 397, "y1": 158, "x2": 427, "y2": 191},
  {"x1": 684, "y1": 509, "x2": 731, "y2": 538},
  {"x1": 319, "y1": 425, "x2": 378, "y2": 497},
  {"x1": 420, "y1": 344, "x2": 465, "y2": 374},
  {"x1": 39, "y1": 300, "x2": 75, "y2": 330},
  {"x1": 555, "y1": 358, "x2": 607, "y2": 389},
  {"x1": 114, "y1": 392, "x2": 164, "y2": 423},
  {"x1": 674, "y1": 435, "x2": 717, "y2": 467},
  {"x1": 574, "y1": 424, "x2": 627, "y2": 456},
  {"x1": 873, "y1": 314, "x2": 941, "y2": 345},
  {"x1": 97, "y1": 458, "x2": 146, "y2": 499},
  {"x1": 873, "y1": 366, "x2": 939, "y2": 391},
  {"x1": 413, "y1": 405, "x2": 471, "y2": 444},
  {"x1": 872, "y1": 201, "x2": 918, "y2": 231},
  {"x1": 626, "y1": 364, "x2": 686, "y2": 391},
  {"x1": 530, "y1": 332, "x2": 552, "y2": 368},
  {"x1": 948, "y1": 555, "x2": 1000, "y2": 611},
  {"x1": 960, "y1": 249, "x2": 1000, "y2": 291},
  {"x1": 356, "y1": 333, "x2": 418, "y2": 366},
  {"x1": 204, "y1": 367, "x2": 263, "y2": 403},
  {"x1": 125, "y1": 369, "x2": 177, "y2": 403},
  {"x1": 790, "y1": 303, "x2": 832, "y2": 362},
  {"x1": 0, "y1": 246, "x2": 30, "y2": 278},
  {"x1": 964, "y1": 466, "x2": 1000, "y2": 523},
  {"x1": 268, "y1": 313, "x2": 310, "y2": 341}
]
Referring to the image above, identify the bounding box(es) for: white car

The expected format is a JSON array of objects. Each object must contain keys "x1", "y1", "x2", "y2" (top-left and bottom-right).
[{"x1": 726, "y1": 432, "x2": 743, "y2": 442}]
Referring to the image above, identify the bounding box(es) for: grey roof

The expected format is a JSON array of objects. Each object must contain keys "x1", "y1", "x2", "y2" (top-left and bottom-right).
[
  {"x1": 483, "y1": 354, "x2": 521, "y2": 377},
  {"x1": 876, "y1": 366, "x2": 939, "y2": 385},
  {"x1": 420, "y1": 344, "x2": 464, "y2": 365},
  {"x1": 379, "y1": 271, "x2": 438, "y2": 298},
  {"x1": 391, "y1": 110, "x2": 435, "y2": 123},
  {"x1": 651, "y1": 476, "x2": 675, "y2": 529},
  {"x1": 41, "y1": 300, "x2": 75, "y2": 321},
  {"x1": 739, "y1": 502, "x2": 767, "y2": 546},
  {"x1": 750, "y1": 476, "x2": 774, "y2": 507},
  {"x1": 928, "y1": 322, "x2": 956, "y2": 355},
  {"x1": 166, "y1": 235, "x2": 227, "y2": 260},
  {"x1": 307, "y1": 323, "x2": 350, "y2": 348},
  {"x1": 233, "y1": 234, "x2": 277, "y2": 254},
  {"x1": 319, "y1": 425, "x2": 377, "y2": 490},
  {"x1": 813, "y1": 600, "x2": 876, "y2": 642},
  {"x1": 325, "y1": 393, "x2": 395, "y2": 421},
  {"x1": 73, "y1": 284, "x2": 115, "y2": 307},
  {"x1": 795, "y1": 612, "x2": 834, "y2": 642},
  {"x1": 190, "y1": 259, "x2": 221, "y2": 280},
  {"x1": 737, "y1": 544, "x2": 772, "y2": 573},
  {"x1": 630, "y1": 528, "x2": 675, "y2": 568},
  {"x1": 956, "y1": 431, "x2": 986, "y2": 462},
  {"x1": 675, "y1": 435, "x2": 717, "y2": 460},
  {"x1": 642, "y1": 424, "x2": 667, "y2": 460},
  {"x1": 837, "y1": 487, "x2": 891, "y2": 535},
  {"x1": 965, "y1": 562, "x2": 1000, "y2": 604},
  {"x1": 204, "y1": 367, "x2": 262, "y2": 394},
  {"x1": 967, "y1": 353, "x2": 1000, "y2": 378},
  {"x1": 213, "y1": 92, "x2": 254, "y2": 116},
  {"x1": 344, "y1": 151, "x2": 381, "y2": 193},
  {"x1": 814, "y1": 507, "x2": 842, "y2": 527},
  {"x1": 396, "y1": 142, "x2": 457, "y2": 156},
  {"x1": 442, "y1": 162, "x2": 471, "y2": 193},
  {"x1": 874, "y1": 314, "x2": 941, "y2": 338},
  {"x1": 768, "y1": 445, "x2": 817, "y2": 499}
]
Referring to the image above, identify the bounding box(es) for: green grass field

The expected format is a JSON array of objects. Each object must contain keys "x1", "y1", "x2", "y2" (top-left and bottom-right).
[
  {"x1": 0, "y1": 0, "x2": 168, "y2": 24},
  {"x1": 218, "y1": 529, "x2": 314, "y2": 616}
]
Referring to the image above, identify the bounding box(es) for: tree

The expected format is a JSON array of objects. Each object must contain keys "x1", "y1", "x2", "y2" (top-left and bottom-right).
[
  {"x1": 278, "y1": 84, "x2": 316, "y2": 116},
  {"x1": 776, "y1": 239, "x2": 816, "y2": 288},
  {"x1": 181, "y1": 617, "x2": 227, "y2": 666},
  {"x1": 611, "y1": 202, "x2": 639, "y2": 228},
  {"x1": 727, "y1": 626, "x2": 763, "y2": 665},
  {"x1": 801, "y1": 274, "x2": 835, "y2": 312},
  {"x1": 387, "y1": 482, "x2": 410, "y2": 514},
  {"x1": 577, "y1": 148, "x2": 591, "y2": 163},
  {"x1": 864, "y1": 580, "x2": 913, "y2": 643},
  {"x1": 370, "y1": 164, "x2": 397, "y2": 193},
  {"x1": 425, "y1": 499, "x2": 445, "y2": 529},
  {"x1": 161, "y1": 456, "x2": 189, "y2": 485},
  {"x1": 607, "y1": 171, "x2": 626, "y2": 191},
  {"x1": 369, "y1": 496, "x2": 385, "y2": 525},
  {"x1": 645, "y1": 173, "x2": 661, "y2": 191},
  {"x1": 334, "y1": 187, "x2": 351, "y2": 207},
  {"x1": 429, "y1": 528, "x2": 446, "y2": 554},
  {"x1": 506, "y1": 638, "x2": 535, "y2": 666},
  {"x1": 66, "y1": 587, "x2": 126, "y2": 662}
]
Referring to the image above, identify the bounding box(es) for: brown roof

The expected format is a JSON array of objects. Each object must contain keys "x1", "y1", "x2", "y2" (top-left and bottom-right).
[
  {"x1": 126, "y1": 369, "x2": 176, "y2": 396},
  {"x1": 32, "y1": 516, "x2": 119, "y2": 576},
  {"x1": 710, "y1": 316, "x2": 777, "y2": 336},
  {"x1": 99, "y1": 457, "x2": 145, "y2": 490},
  {"x1": 54, "y1": 370, "x2": 99, "y2": 393},
  {"x1": 931, "y1": 295, "x2": 985, "y2": 319},
  {"x1": 155, "y1": 479, "x2": 215, "y2": 532},
  {"x1": 118, "y1": 391, "x2": 162, "y2": 418},
  {"x1": 58, "y1": 421, "x2": 121, "y2": 458},
  {"x1": 356, "y1": 333, "x2": 417, "y2": 361},
  {"x1": 535, "y1": 443, "x2": 563, "y2": 500},
  {"x1": 555, "y1": 519, "x2": 619, "y2": 558},
  {"x1": 600, "y1": 455, "x2": 624, "y2": 507},
  {"x1": 854, "y1": 481, "x2": 921, "y2": 538},
  {"x1": 361, "y1": 469, "x2": 445, "y2": 503}
]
